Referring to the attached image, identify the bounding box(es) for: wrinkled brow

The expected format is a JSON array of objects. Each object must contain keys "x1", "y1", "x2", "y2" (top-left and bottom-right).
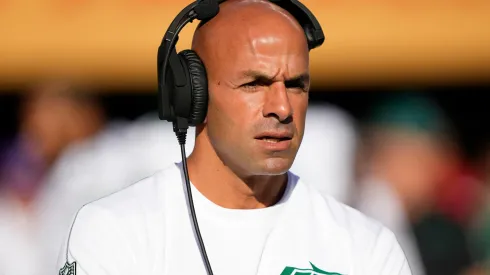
[{"x1": 239, "y1": 70, "x2": 310, "y2": 84}]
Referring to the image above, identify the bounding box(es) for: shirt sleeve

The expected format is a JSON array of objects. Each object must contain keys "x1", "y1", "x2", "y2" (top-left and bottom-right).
[
  {"x1": 368, "y1": 227, "x2": 414, "y2": 275},
  {"x1": 56, "y1": 204, "x2": 132, "y2": 275}
]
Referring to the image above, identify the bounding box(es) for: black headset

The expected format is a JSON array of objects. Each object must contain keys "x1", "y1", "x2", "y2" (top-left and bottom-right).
[{"x1": 156, "y1": 1, "x2": 324, "y2": 274}]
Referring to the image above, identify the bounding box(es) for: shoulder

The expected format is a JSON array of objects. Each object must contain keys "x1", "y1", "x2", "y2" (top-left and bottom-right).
[
  {"x1": 75, "y1": 162, "x2": 181, "y2": 220},
  {"x1": 322, "y1": 191, "x2": 387, "y2": 238},
  {"x1": 64, "y1": 162, "x2": 181, "y2": 249},
  {"x1": 321, "y1": 193, "x2": 404, "y2": 257},
  {"x1": 297, "y1": 178, "x2": 410, "y2": 273},
  {"x1": 297, "y1": 176, "x2": 389, "y2": 240}
]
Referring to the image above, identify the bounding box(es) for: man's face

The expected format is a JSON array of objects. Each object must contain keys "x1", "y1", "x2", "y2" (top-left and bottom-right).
[{"x1": 201, "y1": 12, "x2": 310, "y2": 176}]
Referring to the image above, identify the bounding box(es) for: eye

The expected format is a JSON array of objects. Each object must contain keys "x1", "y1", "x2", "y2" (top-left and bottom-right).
[
  {"x1": 242, "y1": 80, "x2": 259, "y2": 87},
  {"x1": 285, "y1": 81, "x2": 307, "y2": 93},
  {"x1": 239, "y1": 81, "x2": 258, "y2": 92},
  {"x1": 290, "y1": 86, "x2": 308, "y2": 94},
  {"x1": 239, "y1": 79, "x2": 269, "y2": 92}
]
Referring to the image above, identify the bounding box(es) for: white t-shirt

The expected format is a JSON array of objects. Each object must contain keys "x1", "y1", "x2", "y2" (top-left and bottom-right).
[{"x1": 57, "y1": 163, "x2": 412, "y2": 275}]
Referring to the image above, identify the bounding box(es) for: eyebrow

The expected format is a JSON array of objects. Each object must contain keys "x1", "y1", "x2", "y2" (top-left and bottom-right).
[{"x1": 240, "y1": 70, "x2": 310, "y2": 85}]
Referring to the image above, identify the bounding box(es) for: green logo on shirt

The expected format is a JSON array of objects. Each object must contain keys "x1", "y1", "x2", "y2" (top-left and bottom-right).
[
  {"x1": 281, "y1": 262, "x2": 343, "y2": 275},
  {"x1": 59, "y1": 261, "x2": 76, "y2": 275}
]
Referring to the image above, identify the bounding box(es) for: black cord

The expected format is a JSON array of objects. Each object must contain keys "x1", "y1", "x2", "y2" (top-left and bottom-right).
[{"x1": 175, "y1": 130, "x2": 214, "y2": 275}]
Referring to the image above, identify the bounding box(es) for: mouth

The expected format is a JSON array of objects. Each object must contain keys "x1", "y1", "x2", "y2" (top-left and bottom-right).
[{"x1": 255, "y1": 132, "x2": 293, "y2": 143}]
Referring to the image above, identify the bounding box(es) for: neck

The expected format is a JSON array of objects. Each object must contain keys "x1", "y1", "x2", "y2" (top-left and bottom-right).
[{"x1": 186, "y1": 131, "x2": 288, "y2": 210}]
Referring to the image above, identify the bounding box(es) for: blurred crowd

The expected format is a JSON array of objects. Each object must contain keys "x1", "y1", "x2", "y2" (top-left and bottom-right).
[{"x1": 0, "y1": 81, "x2": 489, "y2": 275}]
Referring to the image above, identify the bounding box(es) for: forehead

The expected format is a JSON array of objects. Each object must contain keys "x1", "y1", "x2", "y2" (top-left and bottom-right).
[{"x1": 218, "y1": 29, "x2": 309, "y2": 80}]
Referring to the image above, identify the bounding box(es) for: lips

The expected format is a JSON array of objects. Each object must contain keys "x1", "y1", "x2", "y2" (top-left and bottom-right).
[
  {"x1": 255, "y1": 131, "x2": 293, "y2": 151},
  {"x1": 254, "y1": 132, "x2": 293, "y2": 143}
]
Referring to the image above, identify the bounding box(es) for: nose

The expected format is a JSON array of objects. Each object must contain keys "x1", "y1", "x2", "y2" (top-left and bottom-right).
[{"x1": 262, "y1": 82, "x2": 293, "y2": 123}]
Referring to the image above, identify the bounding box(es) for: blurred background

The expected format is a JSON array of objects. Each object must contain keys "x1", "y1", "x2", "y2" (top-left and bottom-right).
[{"x1": 1, "y1": 0, "x2": 490, "y2": 274}]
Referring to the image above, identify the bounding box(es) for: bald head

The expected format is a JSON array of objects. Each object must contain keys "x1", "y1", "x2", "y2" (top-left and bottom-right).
[{"x1": 191, "y1": 0, "x2": 308, "y2": 78}]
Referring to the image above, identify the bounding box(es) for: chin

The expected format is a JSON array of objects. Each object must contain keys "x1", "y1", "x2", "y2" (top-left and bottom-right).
[{"x1": 258, "y1": 158, "x2": 293, "y2": 175}]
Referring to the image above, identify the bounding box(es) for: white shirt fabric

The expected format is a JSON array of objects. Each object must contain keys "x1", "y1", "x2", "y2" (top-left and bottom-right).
[
  {"x1": 354, "y1": 178, "x2": 425, "y2": 275},
  {"x1": 57, "y1": 163, "x2": 411, "y2": 275}
]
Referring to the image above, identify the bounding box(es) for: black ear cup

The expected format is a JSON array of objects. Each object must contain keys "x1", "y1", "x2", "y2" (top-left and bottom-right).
[{"x1": 178, "y1": 49, "x2": 208, "y2": 126}]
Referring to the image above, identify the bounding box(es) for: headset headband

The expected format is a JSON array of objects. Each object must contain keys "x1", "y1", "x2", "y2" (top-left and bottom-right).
[{"x1": 157, "y1": 0, "x2": 325, "y2": 121}]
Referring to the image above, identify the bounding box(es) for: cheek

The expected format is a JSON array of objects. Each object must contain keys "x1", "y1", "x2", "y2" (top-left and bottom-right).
[{"x1": 207, "y1": 87, "x2": 261, "y2": 135}]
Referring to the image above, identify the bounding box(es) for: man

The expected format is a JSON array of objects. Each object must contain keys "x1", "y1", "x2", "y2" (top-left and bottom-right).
[{"x1": 57, "y1": 1, "x2": 411, "y2": 274}]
